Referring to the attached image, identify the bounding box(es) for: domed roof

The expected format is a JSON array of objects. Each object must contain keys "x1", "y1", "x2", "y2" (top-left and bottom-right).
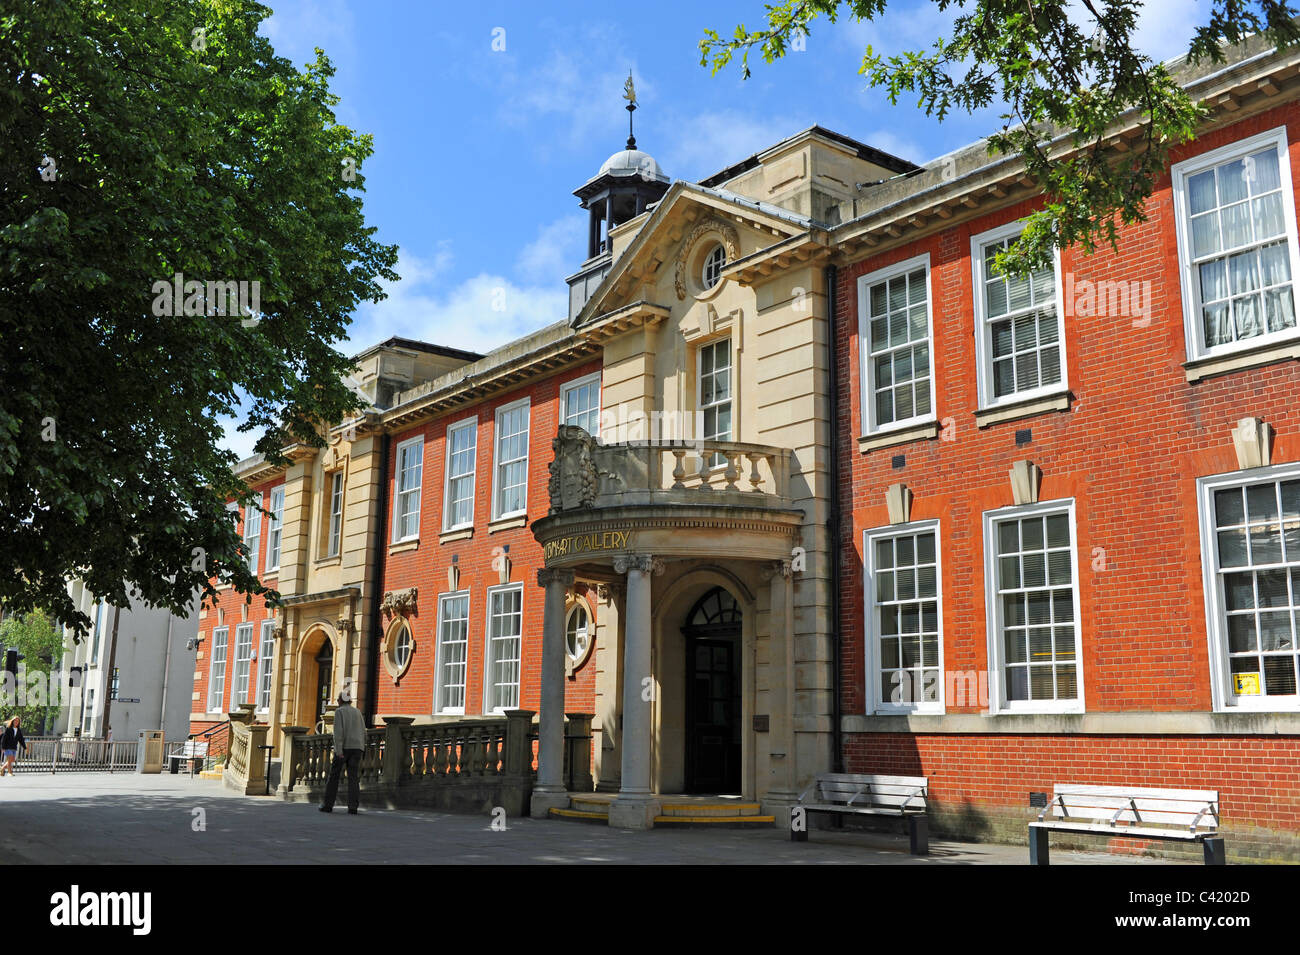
[{"x1": 598, "y1": 148, "x2": 666, "y2": 181}]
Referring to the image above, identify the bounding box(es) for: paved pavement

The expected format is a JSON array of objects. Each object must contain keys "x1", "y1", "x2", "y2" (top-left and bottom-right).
[{"x1": 0, "y1": 772, "x2": 1176, "y2": 865}]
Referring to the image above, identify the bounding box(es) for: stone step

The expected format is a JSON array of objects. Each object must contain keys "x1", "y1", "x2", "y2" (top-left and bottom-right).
[
  {"x1": 548, "y1": 807, "x2": 608, "y2": 823},
  {"x1": 653, "y1": 815, "x2": 776, "y2": 828},
  {"x1": 569, "y1": 796, "x2": 613, "y2": 813},
  {"x1": 658, "y1": 802, "x2": 764, "y2": 817}
]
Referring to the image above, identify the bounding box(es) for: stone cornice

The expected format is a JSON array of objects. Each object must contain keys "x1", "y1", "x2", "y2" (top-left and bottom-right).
[
  {"x1": 727, "y1": 232, "x2": 833, "y2": 287},
  {"x1": 575, "y1": 301, "x2": 671, "y2": 344},
  {"x1": 830, "y1": 37, "x2": 1300, "y2": 265},
  {"x1": 279, "y1": 587, "x2": 360, "y2": 609},
  {"x1": 380, "y1": 333, "x2": 600, "y2": 432},
  {"x1": 533, "y1": 504, "x2": 805, "y2": 542}
]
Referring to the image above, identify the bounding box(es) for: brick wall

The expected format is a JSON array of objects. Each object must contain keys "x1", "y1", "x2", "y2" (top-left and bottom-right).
[
  {"x1": 835, "y1": 101, "x2": 1300, "y2": 857},
  {"x1": 191, "y1": 477, "x2": 284, "y2": 734},
  {"x1": 376, "y1": 359, "x2": 602, "y2": 718}
]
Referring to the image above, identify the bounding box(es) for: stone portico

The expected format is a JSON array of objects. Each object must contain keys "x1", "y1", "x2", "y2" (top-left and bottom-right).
[{"x1": 530, "y1": 426, "x2": 806, "y2": 828}]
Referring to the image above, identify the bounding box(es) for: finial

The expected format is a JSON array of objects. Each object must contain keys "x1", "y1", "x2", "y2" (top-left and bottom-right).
[{"x1": 623, "y1": 70, "x2": 637, "y2": 150}]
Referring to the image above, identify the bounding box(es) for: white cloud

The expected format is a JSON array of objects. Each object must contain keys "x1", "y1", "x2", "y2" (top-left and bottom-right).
[
  {"x1": 260, "y1": 0, "x2": 357, "y2": 63},
  {"x1": 218, "y1": 413, "x2": 260, "y2": 463},
  {"x1": 516, "y1": 215, "x2": 586, "y2": 285},
  {"x1": 660, "y1": 108, "x2": 810, "y2": 182},
  {"x1": 490, "y1": 35, "x2": 647, "y2": 157},
  {"x1": 858, "y1": 128, "x2": 925, "y2": 165},
  {"x1": 349, "y1": 250, "x2": 568, "y2": 356}
]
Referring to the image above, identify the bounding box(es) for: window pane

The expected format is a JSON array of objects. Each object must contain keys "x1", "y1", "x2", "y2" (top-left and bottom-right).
[{"x1": 1186, "y1": 143, "x2": 1296, "y2": 355}]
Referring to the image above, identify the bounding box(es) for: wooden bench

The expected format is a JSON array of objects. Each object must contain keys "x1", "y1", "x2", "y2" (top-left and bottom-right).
[
  {"x1": 793, "y1": 773, "x2": 929, "y2": 854},
  {"x1": 167, "y1": 741, "x2": 209, "y2": 777},
  {"x1": 1030, "y1": 784, "x2": 1224, "y2": 865}
]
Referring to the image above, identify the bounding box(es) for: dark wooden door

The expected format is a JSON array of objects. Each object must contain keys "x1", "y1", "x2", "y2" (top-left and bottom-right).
[
  {"x1": 314, "y1": 643, "x2": 333, "y2": 730},
  {"x1": 685, "y1": 635, "x2": 741, "y2": 793}
]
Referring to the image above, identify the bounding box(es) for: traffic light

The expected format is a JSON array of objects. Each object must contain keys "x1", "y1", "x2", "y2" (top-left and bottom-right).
[{"x1": 3, "y1": 647, "x2": 21, "y2": 679}]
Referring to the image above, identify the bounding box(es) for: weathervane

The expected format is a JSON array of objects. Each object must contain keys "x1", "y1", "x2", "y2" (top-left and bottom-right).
[{"x1": 623, "y1": 70, "x2": 637, "y2": 150}]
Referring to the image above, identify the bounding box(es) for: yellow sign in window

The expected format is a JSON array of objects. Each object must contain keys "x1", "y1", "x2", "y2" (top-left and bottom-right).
[{"x1": 1233, "y1": 672, "x2": 1261, "y2": 696}]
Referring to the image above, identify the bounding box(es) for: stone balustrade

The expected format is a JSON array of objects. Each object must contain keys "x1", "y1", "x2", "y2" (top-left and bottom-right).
[
  {"x1": 548, "y1": 425, "x2": 795, "y2": 514},
  {"x1": 223, "y1": 718, "x2": 269, "y2": 795},
  {"x1": 278, "y1": 710, "x2": 592, "y2": 817}
]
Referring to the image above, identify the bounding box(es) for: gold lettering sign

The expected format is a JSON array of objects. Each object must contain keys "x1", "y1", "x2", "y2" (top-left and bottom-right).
[{"x1": 543, "y1": 529, "x2": 632, "y2": 562}]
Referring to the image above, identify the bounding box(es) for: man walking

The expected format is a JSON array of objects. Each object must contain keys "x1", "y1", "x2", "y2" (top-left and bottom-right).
[{"x1": 320, "y1": 686, "x2": 366, "y2": 815}]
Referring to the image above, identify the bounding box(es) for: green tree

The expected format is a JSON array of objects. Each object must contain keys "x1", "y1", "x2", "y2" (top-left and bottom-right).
[
  {"x1": 0, "y1": 609, "x2": 66, "y2": 734},
  {"x1": 1, "y1": 0, "x2": 399, "y2": 635},
  {"x1": 701, "y1": 0, "x2": 1300, "y2": 274}
]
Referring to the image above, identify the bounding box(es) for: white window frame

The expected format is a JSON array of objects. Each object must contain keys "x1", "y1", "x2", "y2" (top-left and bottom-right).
[
  {"x1": 391, "y1": 435, "x2": 424, "y2": 543},
  {"x1": 863, "y1": 520, "x2": 945, "y2": 715},
  {"x1": 983, "y1": 499, "x2": 1085, "y2": 715},
  {"x1": 1197, "y1": 462, "x2": 1300, "y2": 712},
  {"x1": 242, "y1": 500, "x2": 262, "y2": 576},
  {"x1": 483, "y1": 583, "x2": 523, "y2": 713},
  {"x1": 566, "y1": 602, "x2": 592, "y2": 663},
  {"x1": 442, "y1": 417, "x2": 477, "y2": 532},
  {"x1": 233, "y1": 622, "x2": 254, "y2": 706},
  {"x1": 560, "y1": 372, "x2": 602, "y2": 439},
  {"x1": 697, "y1": 335, "x2": 735, "y2": 469},
  {"x1": 492, "y1": 398, "x2": 530, "y2": 520},
  {"x1": 256, "y1": 619, "x2": 275, "y2": 713},
  {"x1": 326, "y1": 471, "x2": 343, "y2": 558},
  {"x1": 702, "y1": 243, "x2": 726, "y2": 290},
  {"x1": 970, "y1": 221, "x2": 1069, "y2": 410},
  {"x1": 1172, "y1": 126, "x2": 1300, "y2": 363},
  {"x1": 208, "y1": 626, "x2": 229, "y2": 713},
  {"x1": 857, "y1": 253, "x2": 937, "y2": 436},
  {"x1": 266, "y1": 486, "x2": 285, "y2": 572},
  {"x1": 434, "y1": 590, "x2": 470, "y2": 715}
]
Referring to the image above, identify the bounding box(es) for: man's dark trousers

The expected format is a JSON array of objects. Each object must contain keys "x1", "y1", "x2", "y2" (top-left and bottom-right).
[{"x1": 322, "y1": 748, "x2": 362, "y2": 812}]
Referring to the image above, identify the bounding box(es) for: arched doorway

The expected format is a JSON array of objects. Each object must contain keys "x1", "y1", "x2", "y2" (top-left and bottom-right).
[
  {"x1": 313, "y1": 641, "x2": 333, "y2": 733},
  {"x1": 682, "y1": 587, "x2": 742, "y2": 793}
]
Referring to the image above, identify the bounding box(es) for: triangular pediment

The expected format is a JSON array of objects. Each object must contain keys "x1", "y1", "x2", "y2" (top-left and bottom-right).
[{"x1": 573, "y1": 182, "x2": 812, "y2": 331}]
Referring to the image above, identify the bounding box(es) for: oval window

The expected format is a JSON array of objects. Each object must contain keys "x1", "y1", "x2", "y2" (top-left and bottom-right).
[
  {"x1": 566, "y1": 604, "x2": 591, "y2": 662},
  {"x1": 701, "y1": 244, "x2": 726, "y2": 290}
]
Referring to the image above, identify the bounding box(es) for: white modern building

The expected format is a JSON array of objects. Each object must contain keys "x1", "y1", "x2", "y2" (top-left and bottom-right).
[{"x1": 55, "y1": 579, "x2": 198, "y2": 743}]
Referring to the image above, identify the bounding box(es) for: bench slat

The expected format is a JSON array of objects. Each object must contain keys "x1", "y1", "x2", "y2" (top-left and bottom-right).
[
  {"x1": 1053, "y1": 784, "x2": 1218, "y2": 803},
  {"x1": 816, "y1": 774, "x2": 926, "y2": 787},
  {"x1": 804, "y1": 804, "x2": 923, "y2": 817},
  {"x1": 1031, "y1": 821, "x2": 1206, "y2": 841}
]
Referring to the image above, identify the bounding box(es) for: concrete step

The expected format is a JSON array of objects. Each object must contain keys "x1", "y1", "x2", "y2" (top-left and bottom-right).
[
  {"x1": 659, "y1": 802, "x2": 764, "y2": 818},
  {"x1": 653, "y1": 815, "x2": 776, "y2": 828},
  {"x1": 569, "y1": 796, "x2": 612, "y2": 814},
  {"x1": 548, "y1": 807, "x2": 608, "y2": 823}
]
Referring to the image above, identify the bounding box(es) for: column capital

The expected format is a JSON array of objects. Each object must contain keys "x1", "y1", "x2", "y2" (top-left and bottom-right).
[
  {"x1": 537, "y1": 568, "x2": 576, "y2": 588},
  {"x1": 597, "y1": 582, "x2": 625, "y2": 604},
  {"x1": 613, "y1": 554, "x2": 664, "y2": 576},
  {"x1": 762, "y1": 559, "x2": 793, "y2": 581}
]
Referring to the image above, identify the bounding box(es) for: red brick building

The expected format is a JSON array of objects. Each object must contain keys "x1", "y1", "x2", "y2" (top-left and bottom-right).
[
  {"x1": 372, "y1": 352, "x2": 604, "y2": 722},
  {"x1": 833, "y1": 41, "x2": 1300, "y2": 859},
  {"x1": 192, "y1": 473, "x2": 286, "y2": 746}
]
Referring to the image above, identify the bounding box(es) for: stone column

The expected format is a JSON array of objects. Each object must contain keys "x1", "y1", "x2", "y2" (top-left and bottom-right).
[
  {"x1": 763, "y1": 559, "x2": 798, "y2": 810},
  {"x1": 595, "y1": 582, "x2": 624, "y2": 792},
  {"x1": 609, "y1": 553, "x2": 663, "y2": 829},
  {"x1": 530, "y1": 568, "x2": 575, "y2": 818}
]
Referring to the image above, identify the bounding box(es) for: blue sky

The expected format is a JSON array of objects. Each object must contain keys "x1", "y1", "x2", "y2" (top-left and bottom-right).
[{"x1": 220, "y1": 0, "x2": 1204, "y2": 457}]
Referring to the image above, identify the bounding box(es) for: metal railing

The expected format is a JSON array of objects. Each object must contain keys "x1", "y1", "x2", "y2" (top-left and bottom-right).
[
  {"x1": 188, "y1": 720, "x2": 231, "y2": 771},
  {"x1": 11, "y1": 736, "x2": 138, "y2": 774}
]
